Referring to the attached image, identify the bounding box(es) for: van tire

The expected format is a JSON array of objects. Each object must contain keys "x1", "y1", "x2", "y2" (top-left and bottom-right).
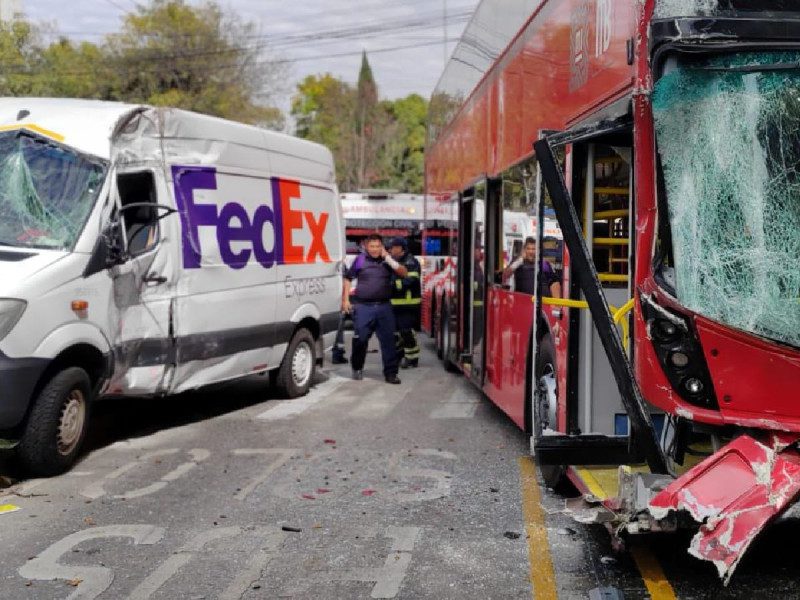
[
  {"x1": 275, "y1": 328, "x2": 316, "y2": 398},
  {"x1": 16, "y1": 367, "x2": 92, "y2": 477}
]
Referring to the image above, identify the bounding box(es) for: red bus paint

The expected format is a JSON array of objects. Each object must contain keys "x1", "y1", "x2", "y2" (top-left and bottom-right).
[{"x1": 425, "y1": 0, "x2": 800, "y2": 582}]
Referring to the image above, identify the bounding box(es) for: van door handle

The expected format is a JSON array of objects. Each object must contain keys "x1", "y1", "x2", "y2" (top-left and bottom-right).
[{"x1": 144, "y1": 272, "x2": 167, "y2": 285}]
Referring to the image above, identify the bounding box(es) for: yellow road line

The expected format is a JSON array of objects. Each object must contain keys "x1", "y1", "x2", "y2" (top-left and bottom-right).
[
  {"x1": 574, "y1": 468, "x2": 608, "y2": 500},
  {"x1": 631, "y1": 545, "x2": 678, "y2": 600},
  {"x1": 519, "y1": 457, "x2": 558, "y2": 599},
  {"x1": 0, "y1": 504, "x2": 20, "y2": 515}
]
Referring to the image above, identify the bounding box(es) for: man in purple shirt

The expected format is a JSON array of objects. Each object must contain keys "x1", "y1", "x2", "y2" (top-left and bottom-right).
[
  {"x1": 502, "y1": 237, "x2": 562, "y2": 298},
  {"x1": 342, "y1": 234, "x2": 408, "y2": 384}
]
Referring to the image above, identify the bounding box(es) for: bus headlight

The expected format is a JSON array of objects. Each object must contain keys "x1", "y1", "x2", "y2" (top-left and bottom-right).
[{"x1": 0, "y1": 299, "x2": 27, "y2": 341}]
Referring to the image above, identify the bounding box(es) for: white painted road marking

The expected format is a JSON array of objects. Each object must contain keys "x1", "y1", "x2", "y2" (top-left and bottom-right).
[
  {"x1": 19, "y1": 525, "x2": 165, "y2": 600},
  {"x1": 127, "y1": 527, "x2": 241, "y2": 600},
  {"x1": 387, "y1": 449, "x2": 457, "y2": 502},
  {"x1": 231, "y1": 448, "x2": 297, "y2": 500},
  {"x1": 256, "y1": 374, "x2": 349, "y2": 421},
  {"x1": 218, "y1": 528, "x2": 287, "y2": 600},
  {"x1": 429, "y1": 386, "x2": 483, "y2": 419},
  {"x1": 81, "y1": 449, "x2": 210, "y2": 500},
  {"x1": 286, "y1": 526, "x2": 421, "y2": 599}
]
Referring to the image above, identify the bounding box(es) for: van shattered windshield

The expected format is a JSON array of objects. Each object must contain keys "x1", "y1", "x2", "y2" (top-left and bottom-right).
[
  {"x1": 653, "y1": 51, "x2": 800, "y2": 348},
  {"x1": 0, "y1": 131, "x2": 106, "y2": 251}
]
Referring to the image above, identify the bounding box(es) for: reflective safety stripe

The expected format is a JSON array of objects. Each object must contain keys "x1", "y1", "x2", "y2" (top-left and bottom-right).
[{"x1": 392, "y1": 298, "x2": 422, "y2": 306}]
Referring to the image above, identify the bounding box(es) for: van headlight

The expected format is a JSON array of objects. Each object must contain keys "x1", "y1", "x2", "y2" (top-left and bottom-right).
[{"x1": 0, "y1": 299, "x2": 26, "y2": 341}]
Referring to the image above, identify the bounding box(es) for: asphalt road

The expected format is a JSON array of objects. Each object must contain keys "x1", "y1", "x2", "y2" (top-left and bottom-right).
[{"x1": 1, "y1": 337, "x2": 799, "y2": 599}]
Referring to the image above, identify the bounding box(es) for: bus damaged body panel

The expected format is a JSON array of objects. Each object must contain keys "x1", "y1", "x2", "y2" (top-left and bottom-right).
[
  {"x1": 426, "y1": 0, "x2": 800, "y2": 584},
  {"x1": 634, "y1": 0, "x2": 800, "y2": 583}
]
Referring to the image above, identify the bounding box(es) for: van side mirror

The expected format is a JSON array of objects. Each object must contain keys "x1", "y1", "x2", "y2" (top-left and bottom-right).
[{"x1": 83, "y1": 221, "x2": 125, "y2": 278}]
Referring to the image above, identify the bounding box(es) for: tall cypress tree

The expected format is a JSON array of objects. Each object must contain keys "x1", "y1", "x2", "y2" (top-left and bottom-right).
[{"x1": 355, "y1": 50, "x2": 378, "y2": 189}]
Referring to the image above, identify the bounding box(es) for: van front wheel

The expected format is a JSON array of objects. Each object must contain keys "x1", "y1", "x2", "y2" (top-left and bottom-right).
[
  {"x1": 16, "y1": 367, "x2": 92, "y2": 477},
  {"x1": 275, "y1": 328, "x2": 316, "y2": 398}
]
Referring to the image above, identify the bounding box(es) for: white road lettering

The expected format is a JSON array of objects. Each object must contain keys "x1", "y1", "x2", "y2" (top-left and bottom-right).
[
  {"x1": 430, "y1": 386, "x2": 482, "y2": 419},
  {"x1": 231, "y1": 449, "x2": 297, "y2": 500},
  {"x1": 286, "y1": 526, "x2": 421, "y2": 599},
  {"x1": 387, "y1": 449, "x2": 457, "y2": 502},
  {"x1": 256, "y1": 374, "x2": 349, "y2": 421},
  {"x1": 81, "y1": 449, "x2": 210, "y2": 500},
  {"x1": 19, "y1": 525, "x2": 165, "y2": 600},
  {"x1": 126, "y1": 527, "x2": 240, "y2": 600}
]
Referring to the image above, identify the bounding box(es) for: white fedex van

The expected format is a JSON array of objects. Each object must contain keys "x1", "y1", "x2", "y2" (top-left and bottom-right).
[{"x1": 0, "y1": 98, "x2": 344, "y2": 475}]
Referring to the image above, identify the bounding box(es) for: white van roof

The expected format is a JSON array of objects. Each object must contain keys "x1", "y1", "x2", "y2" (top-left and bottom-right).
[
  {"x1": 0, "y1": 98, "x2": 335, "y2": 185},
  {"x1": 0, "y1": 97, "x2": 142, "y2": 159}
]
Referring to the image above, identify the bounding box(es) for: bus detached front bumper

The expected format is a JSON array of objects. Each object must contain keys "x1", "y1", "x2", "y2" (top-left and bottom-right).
[
  {"x1": 568, "y1": 434, "x2": 800, "y2": 585},
  {"x1": 648, "y1": 433, "x2": 800, "y2": 585}
]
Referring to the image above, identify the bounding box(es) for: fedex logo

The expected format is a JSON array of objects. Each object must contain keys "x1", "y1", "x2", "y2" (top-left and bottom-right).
[{"x1": 172, "y1": 166, "x2": 331, "y2": 270}]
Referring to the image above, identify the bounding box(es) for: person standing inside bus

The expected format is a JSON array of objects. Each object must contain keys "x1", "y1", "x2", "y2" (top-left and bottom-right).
[
  {"x1": 342, "y1": 234, "x2": 408, "y2": 384},
  {"x1": 503, "y1": 237, "x2": 562, "y2": 298},
  {"x1": 389, "y1": 237, "x2": 422, "y2": 368}
]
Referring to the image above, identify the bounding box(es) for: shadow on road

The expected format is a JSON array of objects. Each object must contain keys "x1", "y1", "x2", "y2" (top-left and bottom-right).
[{"x1": 0, "y1": 370, "x2": 331, "y2": 482}]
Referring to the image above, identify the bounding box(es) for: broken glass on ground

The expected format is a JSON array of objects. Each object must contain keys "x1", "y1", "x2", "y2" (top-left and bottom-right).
[
  {"x1": 653, "y1": 51, "x2": 800, "y2": 349},
  {"x1": 0, "y1": 132, "x2": 106, "y2": 251}
]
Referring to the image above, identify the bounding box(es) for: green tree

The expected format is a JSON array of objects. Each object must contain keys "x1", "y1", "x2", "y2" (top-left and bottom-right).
[
  {"x1": 0, "y1": 20, "x2": 41, "y2": 96},
  {"x1": 292, "y1": 66, "x2": 429, "y2": 193},
  {"x1": 106, "y1": 0, "x2": 285, "y2": 128},
  {"x1": 354, "y1": 51, "x2": 384, "y2": 190},
  {"x1": 383, "y1": 93, "x2": 427, "y2": 193},
  {"x1": 292, "y1": 73, "x2": 356, "y2": 190},
  {"x1": 35, "y1": 39, "x2": 114, "y2": 99}
]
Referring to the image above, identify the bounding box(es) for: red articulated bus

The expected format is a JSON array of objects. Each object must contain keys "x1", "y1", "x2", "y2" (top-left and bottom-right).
[{"x1": 424, "y1": 0, "x2": 800, "y2": 582}]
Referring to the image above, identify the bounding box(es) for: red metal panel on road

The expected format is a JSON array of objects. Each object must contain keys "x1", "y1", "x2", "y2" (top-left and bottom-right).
[{"x1": 650, "y1": 435, "x2": 800, "y2": 584}]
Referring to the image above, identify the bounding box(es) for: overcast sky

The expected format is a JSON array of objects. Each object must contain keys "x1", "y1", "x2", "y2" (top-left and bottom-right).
[{"x1": 22, "y1": 0, "x2": 480, "y2": 110}]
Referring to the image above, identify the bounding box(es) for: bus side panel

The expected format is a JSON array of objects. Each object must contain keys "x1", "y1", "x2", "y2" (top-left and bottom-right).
[{"x1": 483, "y1": 287, "x2": 533, "y2": 430}]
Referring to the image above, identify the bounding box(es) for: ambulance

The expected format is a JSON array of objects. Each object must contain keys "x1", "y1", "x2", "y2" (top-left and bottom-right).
[{"x1": 0, "y1": 98, "x2": 344, "y2": 475}]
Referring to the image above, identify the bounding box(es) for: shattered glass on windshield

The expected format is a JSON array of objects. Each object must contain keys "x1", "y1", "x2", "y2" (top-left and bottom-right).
[
  {"x1": 654, "y1": 0, "x2": 800, "y2": 18},
  {"x1": 653, "y1": 52, "x2": 800, "y2": 348},
  {"x1": 654, "y1": 0, "x2": 717, "y2": 18},
  {"x1": 0, "y1": 132, "x2": 106, "y2": 250}
]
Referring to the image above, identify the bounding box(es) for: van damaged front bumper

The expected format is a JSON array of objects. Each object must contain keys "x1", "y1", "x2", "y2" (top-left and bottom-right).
[{"x1": 0, "y1": 351, "x2": 48, "y2": 431}]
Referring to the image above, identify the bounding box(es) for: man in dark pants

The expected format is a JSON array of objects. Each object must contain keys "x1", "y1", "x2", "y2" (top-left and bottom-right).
[
  {"x1": 342, "y1": 234, "x2": 408, "y2": 383},
  {"x1": 389, "y1": 237, "x2": 422, "y2": 368}
]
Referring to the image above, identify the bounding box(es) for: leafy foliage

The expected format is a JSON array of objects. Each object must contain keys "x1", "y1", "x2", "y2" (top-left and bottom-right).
[
  {"x1": 0, "y1": 1, "x2": 284, "y2": 128},
  {"x1": 292, "y1": 56, "x2": 428, "y2": 193}
]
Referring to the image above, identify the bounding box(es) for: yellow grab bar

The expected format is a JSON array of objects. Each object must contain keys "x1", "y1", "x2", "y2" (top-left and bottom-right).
[{"x1": 537, "y1": 296, "x2": 636, "y2": 351}]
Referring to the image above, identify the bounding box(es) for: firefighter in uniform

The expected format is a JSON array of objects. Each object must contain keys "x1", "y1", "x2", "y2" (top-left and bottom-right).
[{"x1": 389, "y1": 238, "x2": 422, "y2": 368}]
